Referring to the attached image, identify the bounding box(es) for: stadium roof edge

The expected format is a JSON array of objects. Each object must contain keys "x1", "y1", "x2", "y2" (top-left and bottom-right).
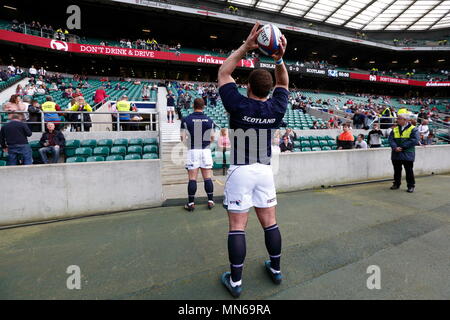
[{"x1": 110, "y1": 0, "x2": 450, "y2": 52}]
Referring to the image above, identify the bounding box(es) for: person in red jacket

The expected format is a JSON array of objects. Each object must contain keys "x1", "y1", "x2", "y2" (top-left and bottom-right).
[{"x1": 93, "y1": 86, "x2": 109, "y2": 106}]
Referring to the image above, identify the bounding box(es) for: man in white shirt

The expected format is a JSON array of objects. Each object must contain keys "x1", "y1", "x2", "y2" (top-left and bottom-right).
[
  {"x1": 8, "y1": 65, "x2": 16, "y2": 74},
  {"x1": 418, "y1": 120, "x2": 429, "y2": 140},
  {"x1": 29, "y1": 65, "x2": 37, "y2": 78}
]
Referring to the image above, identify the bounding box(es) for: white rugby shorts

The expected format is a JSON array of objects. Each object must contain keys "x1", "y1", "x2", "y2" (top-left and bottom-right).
[
  {"x1": 224, "y1": 163, "x2": 277, "y2": 213},
  {"x1": 185, "y1": 149, "x2": 213, "y2": 170},
  {"x1": 167, "y1": 106, "x2": 175, "y2": 112}
]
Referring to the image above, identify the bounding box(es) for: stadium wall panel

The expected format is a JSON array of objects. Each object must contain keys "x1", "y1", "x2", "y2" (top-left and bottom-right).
[
  {"x1": 0, "y1": 160, "x2": 163, "y2": 226},
  {"x1": 275, "y1": 145, "x2": 450, "y2": 192}
]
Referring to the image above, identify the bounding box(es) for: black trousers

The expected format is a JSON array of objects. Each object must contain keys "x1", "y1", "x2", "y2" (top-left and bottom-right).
[{"x1": 392, "y1": 160, "x2": 415, "y2": 188}]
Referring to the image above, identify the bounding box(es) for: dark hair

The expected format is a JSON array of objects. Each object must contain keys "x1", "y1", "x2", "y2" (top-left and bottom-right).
[
  {"x1": 193, "y1": 98, "x2": 205, "y2": 110},
  {"x1": 342, "y1": 123, "x2": 350, "y2": 128},
  {"x1": 248, "y1": 69, "x2": 273, "y2": 98},
  {"x1": 45, "y1": 95, "x2": 53, "y2": 102},
  {"x1": 9, "y1": 94, "x2": 20, "y2": 104}
]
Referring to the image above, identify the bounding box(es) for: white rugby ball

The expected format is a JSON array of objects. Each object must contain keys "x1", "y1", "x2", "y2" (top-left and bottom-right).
[{"x1": 257, "y1": 24, "x2": 282, "y2": 56}]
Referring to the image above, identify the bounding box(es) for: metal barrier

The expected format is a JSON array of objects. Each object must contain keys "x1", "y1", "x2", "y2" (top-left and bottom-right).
[
  {"x1": 0, "y1": 111, "x2": 159, "y2": 132},
  {"x1": 10, "y1": 24, "x2": 81, "y2": 43}
]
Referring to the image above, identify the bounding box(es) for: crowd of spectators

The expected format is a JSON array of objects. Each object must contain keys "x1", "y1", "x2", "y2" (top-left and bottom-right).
[{"x1": 11, "y1": 20, "x2": 70, "y2": 40}]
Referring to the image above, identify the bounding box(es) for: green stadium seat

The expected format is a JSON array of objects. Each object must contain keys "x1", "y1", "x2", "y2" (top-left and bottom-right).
[
  {"x1": 128, "y1": 146, "x2": 143, "y2": 155},
  {"x1": 300, "y1": 141, "x2": 311, "y2": 148},
  {"x1": 97, "y1": 139, "x2": 113, "y2": 148},
  {"x1": 81, "y1": 139, "x2": 97, "y2": 148},
  {"x1": 125, "y1": 154, "x2": 142, "y2": 160},
  {"x1": 293, "y1": 148, "x2": 301, "y2": 152},
  {"x1": 113, "y1": 139, "x2": 128, "y2": 147},
  {"x1": 310, "y1": 141, "x2": 320, "y2": 148},
  {"x1": 293, "y1": 141, "x2": 301, "y2": 148},
  {"x1": 93, "y1": 147, "x2": 110, "y2": 157},
  {"x1": 129, "y1": 138, "x2": 143, "y2": 146},
  {"x1": 106, "y1": 155, "x2": 124, "y2": 161},
  {"x1": 328, "y1": 140, "x2": 337, "y2": 147},
  {"x1": 110, "y1": 146, "x2": 127, "y2": 157},
  {"x1": 65, "y1": 140, "x2": 81, "y2": 148},
  {"x1": 319, "y1": 140, "x2": 328, "y2": 147},
  {"x1": 322, "y1": 146, "x2": 332, "y2": 151},
  {"x1": 86, "y1": 156, "x2": 105, "y2": 162},
  {"x1": 30, "y1": 141, "x2": 41, "y2": 149},
  {"x1": 66, "y1": 156, "x2": 85, "y2": 163},
  {"x1": 75, "y1": 147, "x2": 93, "y2": 158},
  {"x1": 301, "y1": 148, "x2": 312, "y2": 152},
  {"x1": 143, "y1": 138, "x2": 158, "y2": 145},
  {"x1": 311, "y1": 147, "x2": 322, "y2": 152},
  {"x1": 143, "y1": 145, "x2": 158, "y2": 154},
  {"x1": 142, "y1": 153, "x2": 158, "y2": 160},
  {"x1": 0, "y1": 160, "x2": 6, "y2": 166}
]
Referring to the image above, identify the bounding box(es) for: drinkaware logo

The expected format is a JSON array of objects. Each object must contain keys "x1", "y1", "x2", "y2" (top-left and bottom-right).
[
  {"x1": 50, "y1": 40, "x2": 69, "y2": 51},
  {"x1": 197, "y1": 56, "x2": 224, "y2": 65}
]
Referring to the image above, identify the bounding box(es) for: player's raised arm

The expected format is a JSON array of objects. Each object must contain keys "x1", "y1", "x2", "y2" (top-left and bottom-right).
[
  {"x1": 271, "y1": 35, "x2": 289, "y2": 91},
  {"x1": 218, "y1": 22, "x2": 262, "y2": 88}
]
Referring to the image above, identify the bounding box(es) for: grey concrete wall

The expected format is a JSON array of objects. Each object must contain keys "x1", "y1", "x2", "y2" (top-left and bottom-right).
[
  {"x1": 0, "y1": 160, "x2": 163, "y2": 226},
  {"x1": 275, "y1": 145, "x2": 450, "y2": 192}
]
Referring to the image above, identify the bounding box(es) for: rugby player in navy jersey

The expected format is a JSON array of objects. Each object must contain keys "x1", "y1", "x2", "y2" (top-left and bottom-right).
[
  {"x1": 217, "y1": 22, "x2": 289, "y2": 298},
  {"x1": 180, "y1": 98, "x2": 216, "y2": 211}
]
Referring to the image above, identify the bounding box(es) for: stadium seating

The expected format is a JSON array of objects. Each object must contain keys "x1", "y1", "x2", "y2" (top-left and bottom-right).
[
  {"x1": 16, "y1": 138, "x2": 161, "y2": 163},
  {"x1": 86, "y1": 156, "x2": 105, "y2": 162}
]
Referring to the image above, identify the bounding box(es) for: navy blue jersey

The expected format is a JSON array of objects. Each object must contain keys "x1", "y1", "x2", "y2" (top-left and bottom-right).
[
  {"x1": 181, "y1": 112, "x2": 215, "y2": 150},
  {"x1": 167, "y1": 94, "x2": 175, "y2": 106},
  {"x1": 219, "y1": 82, "x2": 289, "y2": 165}
]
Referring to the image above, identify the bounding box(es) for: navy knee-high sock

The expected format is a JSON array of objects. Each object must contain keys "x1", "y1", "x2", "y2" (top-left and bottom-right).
[
  {"x1": 264, "y1": 224, "x2": 282, "y2": 271},
  {"x1": 188, "y1": 180, "x2": 197, "y2": 204},
  {"x1": 204, "y1": 179, "x2": 214, "y2": 202},
  {"x1": 228, "y1": 230, "x2": 246, "y2": 284}
]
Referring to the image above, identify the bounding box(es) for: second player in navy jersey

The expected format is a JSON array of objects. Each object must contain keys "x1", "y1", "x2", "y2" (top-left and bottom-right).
[{"x1": 180, "y1": 98, "x2": 216, "y2": 211}]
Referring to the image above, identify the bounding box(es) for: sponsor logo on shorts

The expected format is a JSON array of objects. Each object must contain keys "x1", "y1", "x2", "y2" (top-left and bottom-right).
[
  {"x1": 267, "y1": 198, "x2": 277, "y2": 204},
  {"x1": 230, "y1": 200, "x2": 242, "y2": 206}
]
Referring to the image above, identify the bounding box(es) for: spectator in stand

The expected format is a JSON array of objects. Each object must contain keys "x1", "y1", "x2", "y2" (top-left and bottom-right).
[
  {"x1": 367, "y1": 123, "x2": 383, "y2": 148},
  {"x1": 355, "y1": 134, "x2": 368, "y2": 149},
  {"x1": 218, "y1": 128, "x2": 231, "y2": 151},
  {"x1": 15, "y1": 84, "x2": 24, "y2": 96},
  {"x1": 142, "y1": 85, "x2": 151, "y2": 101},
  {"x1": 29, "y1": 65, "x2": 38, "y2": 78},
  {"x1": 93, "y1": 86, "x2": 109, "y2": 106},
  {"x1": 69, "y1": 96, "x2": 93, "y2": 132},
  {"x1": 209, "y1": 90, "x2": 218, "y2": 108},
  {"x1": 0, "y1": 113, "x2": 33, "y2": 165},
  {"x1": 49, "y1": 82, "x2": 58, "y2": 92},
  {"x1": 279, "y1": 136, "x2": 293, "y2": 153},
  {"x1": 0, "y1": 69, "x2": 9, "y2": 81},
  {"x1": 337, "y1": 123, "x2": 354, "y2": 150},
  {"x1": 41, "y1": 96, "x2": 62, "y2": 128},
  {"x1": 418, "y1": 120, "x2": 430, "y2": 141},
  {"x1": 28, "y1": 100, "x2": 42, "y2": 132},
  {"x1": 184, "y1": 93, "x2": 192, "y2": 110},
  {"x1": 283, "y1": 128, "x2": 297, "y2": 144},
  {"x1": 115, "y1": 95, "x2": 133, "y2": 131},
  {"x1": 3, "y1": 94, "x2": 27, "y2": 120},
  {"x1": 310, "y1": 121, "x2": 320, "y2": 130},
  {"x1": 38, "y1": 122, "x2": 65, "y2": 164}
]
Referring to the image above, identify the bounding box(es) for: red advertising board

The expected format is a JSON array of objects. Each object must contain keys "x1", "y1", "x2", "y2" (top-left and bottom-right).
[
  {"x1": 0, "y1": 29, "x2": 255, "y2": 68},
  {"x1": 349, "y1": 72, "x2": 450, "y2": 87}
]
